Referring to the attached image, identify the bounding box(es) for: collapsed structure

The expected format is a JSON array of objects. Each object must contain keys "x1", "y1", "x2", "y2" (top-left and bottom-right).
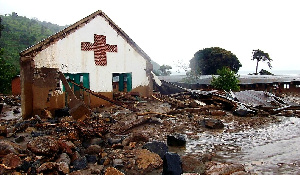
[{"x1": 19, "y1": 10, "x2": 153, "y2": 119}]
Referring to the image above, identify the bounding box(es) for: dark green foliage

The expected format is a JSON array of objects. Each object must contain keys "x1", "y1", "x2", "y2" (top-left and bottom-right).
[
  {"x1": 259, "y1": 69, "x2": 273, "y2": 75},
  {"x1": 211, "y1": 67, "x2": 240, "y2": 92},
  {"x1": 189, "y1": 47, "x2": 242, "y2": 75},
  {"x1": 0, "y1": 48, "x2": 18, "y2": 94},
  {"x1": 0, "y1": 12, "x2": 67, "y2": 70},
  {"x1": 252, "y1": 49, "x2": 272, "y2": 75},
  {"x1": 0, "y1": 13, "x2": 67, "y2": 94}
]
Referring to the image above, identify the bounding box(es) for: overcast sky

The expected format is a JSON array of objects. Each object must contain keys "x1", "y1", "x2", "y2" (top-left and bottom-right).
[{"x1": 1, "y1": 0, "x2": 299, "y2": 74}]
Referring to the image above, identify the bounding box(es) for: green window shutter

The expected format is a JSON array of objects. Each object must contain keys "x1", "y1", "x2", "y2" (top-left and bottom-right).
[
  {"x1": 74, "y1": 74, "x2": 80, "y2": 91},
  {"x1": 119, "y1": 74, "x2": 124, "y2": 91},
  {"x1": 126, "y1": 73, "x2": 132, "y2": 92}
]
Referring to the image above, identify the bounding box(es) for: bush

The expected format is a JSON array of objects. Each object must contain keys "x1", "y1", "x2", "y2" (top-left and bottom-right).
[{"x1": 211, "y1": 67, "x2": 240, "y2": 91}]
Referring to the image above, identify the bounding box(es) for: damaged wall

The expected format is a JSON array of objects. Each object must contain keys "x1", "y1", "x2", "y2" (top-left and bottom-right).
[{"x1": 20, "y1": 11, "x2": 153, "y2": 118}]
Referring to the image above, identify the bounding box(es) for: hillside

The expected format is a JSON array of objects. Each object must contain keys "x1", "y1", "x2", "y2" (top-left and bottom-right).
[
  {"x1": 0, "y1": 12, "x2": 68, "y2": 71},
  {"x1": 0, "y1": 12, "x2": 67, "y2": 93}
]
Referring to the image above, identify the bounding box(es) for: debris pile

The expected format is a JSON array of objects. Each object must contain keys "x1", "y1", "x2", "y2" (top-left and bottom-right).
[{"x1": 0, "y1": 81, "x2": 300, "y2": 174}]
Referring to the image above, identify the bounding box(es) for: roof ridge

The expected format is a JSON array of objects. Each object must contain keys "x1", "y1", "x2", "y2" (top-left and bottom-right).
[{"x1": 19, "y1": 10, "x2": 151, "y2": 62}]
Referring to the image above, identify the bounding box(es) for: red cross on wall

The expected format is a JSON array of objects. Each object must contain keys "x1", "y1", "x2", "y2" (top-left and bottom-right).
[{"x1": 81, "y1": 34, "x2": 118, "y2": 66}]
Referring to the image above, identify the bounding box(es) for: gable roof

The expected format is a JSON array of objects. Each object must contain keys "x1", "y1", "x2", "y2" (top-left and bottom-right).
[{"x1": 20, "y1": 10, "x2": 151, "y2": 62}]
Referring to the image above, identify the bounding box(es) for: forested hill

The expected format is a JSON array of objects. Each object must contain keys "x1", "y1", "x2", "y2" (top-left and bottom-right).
[{"x1": 0, "y1": 12, "x2": 68, "y2": 71}]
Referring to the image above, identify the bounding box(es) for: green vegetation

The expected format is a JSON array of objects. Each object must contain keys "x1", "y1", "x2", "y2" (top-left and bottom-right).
[
  {"x1": 189, "y1": 47, "x2": 242, "y2": 75},
  {"x1": 158, "y1": 64, "x2": 172, "y2": 76},
  {"x1": 252, "y1": 49, "x2": 272, "y2": 75},
  {"x1": 211, "y1": 67, "x2": 240, "y2": 91},
  {"x1": 0, "y1": 12, "x2": 67, "y2": 94},
  {"x1": 259, "y1": 69, "x2": 273, "y2": 75}
]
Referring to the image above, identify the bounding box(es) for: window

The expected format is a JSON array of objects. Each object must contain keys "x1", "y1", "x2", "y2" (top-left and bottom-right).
[{"x1": 284, "y1": 84, "x2": 290, "y2": 89}]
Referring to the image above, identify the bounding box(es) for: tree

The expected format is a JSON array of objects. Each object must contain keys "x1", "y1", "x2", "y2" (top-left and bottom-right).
[
  {"x1": 252, "y1": 49, "x2": 272, "y2": 75},
  {"x1": 0, "y1": 17, "x2": 3, "y2": 38},
  {"x1": 0, "y1": 17, "x2": 18, "y2": 94},
  {"x1": 159, "y1": 64, "x2": 172, "y2": 76},
  {"x1": 211, "y1": 67, "x2": 240, "y2": 91},
  {"x1": 259, "y1": 69, "x2": 273, "y2": 75},
  {"x1": 189, "y1": 47, "x2": 242, "y2": 75}
]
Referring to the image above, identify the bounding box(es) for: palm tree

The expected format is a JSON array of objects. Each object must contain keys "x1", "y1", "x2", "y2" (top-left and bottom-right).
[{"x1": 252, "y1": 49, "x2": 272, "y2": 75}]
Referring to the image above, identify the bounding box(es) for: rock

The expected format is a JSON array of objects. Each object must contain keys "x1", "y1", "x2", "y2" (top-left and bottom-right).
[
  {"x1": 57, "y1": 153, "x2": 71, "y2": 165},
  {"x1": 85, "y1": 144, "x2": 101, "y2": 155},
  {"x1": 163, "y1": 152, "x2": 182, "y2": 175},
  {"x1": 72, "y1": 156, "x2": 87, "y2": 170},
  {"x1": 143, "y1": 141, "x2": 168, "y2": 159},
  {"x1": 130, "y1": 131, "x2": 149, "y2": 142},
  {"x1": 113, "y1": 159, "x2": 123, "y2": 168},
  {"x1": 90, "y1": 164, "x2": 104, "y2": 174},
  {"x1": 6, "y1": 127, "x2": 14, "y2": 137},
  {"x1": 0, "y1": 141, "x2": 18, "y2": 156},
  {"x1": 58, "y1": 140, "x2": 75, "y2": 154},
  {"x1": 105, "y1": 167, "x2": 124, "y2": 175},
  {"x1": 27, "y1": 136, "x2": 59, "y2": 155},
  {"x1": 201, "y1": 118, "x2": 224, "y2": 129},
  {"x1": 90, "y1": 138, "x2": 104, "y2": 146},
  {"x1": 136, "y1": 149, "x2": 163, "y2": 170},
  {"x1": 86, "y1": 155, "x2": 97, "y2": 164},
  {"x1": 15, "y1": 135, "x2": 25, "y2": 143},
  {"x1": 206, "y1": 162, "x2": 245, "y2": 175},
  {"x1": 181, "y1": 155, "x2": 205, "y2": 174},
  {"x1": 210, "y1": 110, "x2": 226, "y2": 116},
  {"x1": 108, "y1": 138, "x2": 122, "y2": 145},
  {"x1": 70, "y1": 151, "x2": 81, "y2": 162},
  {"x1": 167, "y1": 134, "x2": 186, "y2": 146},
  {"x1": 0, "y1": 125, "x2": 7, "y2": 136},
  {"x1": 37, "y1": 162, "x2": 56, "y2": 173},
  {"x1": 58, "y1": 162, "x2": 70, "y2": 174},
  {"x1": 2, "y1": 153, "x2": 21, "y2": 169},
  {"x1": 18, "y1": 160, "x2": 31, "y2": 172}
]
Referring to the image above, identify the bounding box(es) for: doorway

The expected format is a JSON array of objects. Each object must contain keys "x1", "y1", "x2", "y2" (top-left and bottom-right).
[{"x1": 112, "y1": 73, "x2": 132, "y2": 92}]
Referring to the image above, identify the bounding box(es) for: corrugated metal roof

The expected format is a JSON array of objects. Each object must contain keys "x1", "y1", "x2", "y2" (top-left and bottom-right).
[{"x1": 159, "y1": 75, "x2": 300, "y2": 85}]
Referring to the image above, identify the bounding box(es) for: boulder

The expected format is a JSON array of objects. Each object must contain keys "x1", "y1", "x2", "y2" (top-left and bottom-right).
[
  {"x1": 163, "y1": 152, "x2": 182, "y2": 175},
  {"x1": 2, "y1": 153, "x2": 21, "y2": 169},
  {"x1": 181, "y1": 155, "x2": 205, "y2": 174},
  {"x1": 201, "y1": 118, "x2": 224, "y2": 129},
  {"x1": 143, "y1": 141, "x2": 168, "y2": 159},
  {"x1": 85, "y1": 144, "x2": 101, "y2": 155},
  {"x1": 206, "y1": 162, "x2": 245, "y2": 174},
  {"x1": 72, "y1": 156, "x2": 87, "y2": 170},
  {"x1": 167, "y1": 134, "x2": 186, "y2": 146},
  {"x1": 0, "y1": 141, "x2": 18, "y2": 156},
  {"x1": 105, "y1": 167, "x2": 124, "y2": 175},
  {"x1": 135, "y1": 149, "x2": 163, "y2": 170}
]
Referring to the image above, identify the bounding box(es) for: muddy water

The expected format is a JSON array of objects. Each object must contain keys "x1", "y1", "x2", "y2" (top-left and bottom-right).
[{"x1": 183, "y1": 116, "x2": 300, "y2": 174}]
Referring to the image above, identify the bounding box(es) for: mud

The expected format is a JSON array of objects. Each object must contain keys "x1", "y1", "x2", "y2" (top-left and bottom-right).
[{"x1": 0, "y1": 93, "x2": 299, "y2": 174}]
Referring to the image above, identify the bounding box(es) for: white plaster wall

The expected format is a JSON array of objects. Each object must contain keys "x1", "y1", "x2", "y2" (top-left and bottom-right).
[{"x1": 34, "y1": 16, "x2": 150, "y2": 92}]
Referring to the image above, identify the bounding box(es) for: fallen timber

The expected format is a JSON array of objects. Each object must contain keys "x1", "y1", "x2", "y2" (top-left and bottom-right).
[
  {"x1": 66, "y1": 78, "x2": 140, "y2": 112},
  {"x1": 156, "y1": 80, "x2": 300, "y2": 116}
]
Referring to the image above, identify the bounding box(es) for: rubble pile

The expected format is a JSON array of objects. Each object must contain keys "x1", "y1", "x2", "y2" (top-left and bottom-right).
[{"x1": 0, "y1": 88, "x2": 300, "y2": 174}]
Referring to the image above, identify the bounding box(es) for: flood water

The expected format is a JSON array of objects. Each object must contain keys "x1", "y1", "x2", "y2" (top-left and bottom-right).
[{"x1": 185, "y1": 116, "x2": 300, "y2": 174}]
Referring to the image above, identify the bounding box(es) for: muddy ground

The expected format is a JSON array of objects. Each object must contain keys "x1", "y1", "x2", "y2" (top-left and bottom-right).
[{"x1": 0, "y1": 93, "x2": 299, "y2": 174}]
